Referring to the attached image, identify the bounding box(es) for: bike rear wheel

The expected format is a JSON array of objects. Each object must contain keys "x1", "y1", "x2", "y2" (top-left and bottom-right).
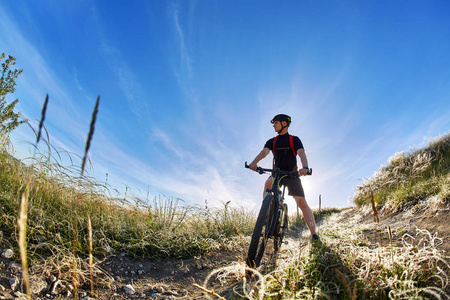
[{"x1": 246, "y1": 195, "x2": 277, "y2": 269}]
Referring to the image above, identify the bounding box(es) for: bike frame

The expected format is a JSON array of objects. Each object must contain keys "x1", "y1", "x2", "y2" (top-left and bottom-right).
[
  {"x1": 245, "y1": 163, "x2": 308, "y2": 237},
  {"x1": 264, "y1": 171, "x2": 288, "y2": 238},
  {"x1": 244, "y1": 162, "x2": 312, "y2": 270}
]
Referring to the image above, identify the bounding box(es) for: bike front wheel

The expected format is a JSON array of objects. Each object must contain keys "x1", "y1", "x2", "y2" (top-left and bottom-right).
[
  {"x1": 274, "y1": 203, "x2": 288, "y2": 252},
  {"x1": 246, "y1": 194, "x2": 277, "y2": 269}
]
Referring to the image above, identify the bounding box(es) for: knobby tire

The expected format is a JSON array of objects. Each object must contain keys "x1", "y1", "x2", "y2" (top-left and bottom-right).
[
  {"x1": 246, "y1": 195, "x2": 277, "y2": 269},
  {"x1": 274, "y1": 203, "x2": 288, "y2": 252}
]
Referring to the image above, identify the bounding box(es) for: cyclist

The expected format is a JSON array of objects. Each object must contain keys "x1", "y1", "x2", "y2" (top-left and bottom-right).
[{"x1": 248, "y1": 114, "x2": 320, "y2": 242}]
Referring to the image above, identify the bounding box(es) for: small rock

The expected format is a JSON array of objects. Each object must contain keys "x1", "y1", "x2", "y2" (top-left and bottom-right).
[
  {"x1": 9, "y1": 277, "x2": 20, "y2": 291},
  {"x1": 8, "y1": 261, "x2": 22, "y2": 270},
  {"x1": 13, "y1": 291, "x2": 28, "y2": 300},
  {"x1": 2, "y1": 249, "x2": 14, "y2": 259},
  {"x1": 63, "y1": 290, "x2": 72, "y2": 298},
  {"x1": 50, "y1": 279, "x2": 62, "y2": 295},
  {"x1": 123, "y1": 284, "x2": 135, "y2": 295},
  {"x1": 29, "y1": 276, "x2": 48, "y2": 294},
  {"x1": 179, "y1": 288, "x2": 188, "y2": 296},
  {"x1": 164, "y1": 290, "x2": 179, "y2": 296},
  {"x1": 30, "y1": 264, "x2": 40, "y2": 272}
]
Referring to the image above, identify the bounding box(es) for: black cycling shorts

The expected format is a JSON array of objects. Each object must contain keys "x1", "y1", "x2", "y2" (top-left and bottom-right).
[{"x1": 272, "y1": 176, "x2": 305, "y2": 197}]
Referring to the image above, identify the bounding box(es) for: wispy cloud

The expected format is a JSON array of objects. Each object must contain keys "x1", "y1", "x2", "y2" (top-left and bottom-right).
[
  {"x1": 169, "y1": 2, "x2": 205, "y2": 130},
  {"x1": 89, "y1": 130, "x2": 257, "y2": 208},
  {"x1": 89, "y1": 8, "x2": 150, "y2": 124},
  {"x1": 171, "y1": 4, "x2": 194, "y2": 81},
  {"x1": 151, "y1": 127, "x2": 185, "y2": 161}
]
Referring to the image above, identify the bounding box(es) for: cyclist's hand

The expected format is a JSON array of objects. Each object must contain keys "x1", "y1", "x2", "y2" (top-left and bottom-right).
[
  {"x1": 298, "y1": 168, "x2": 309, "y2": 176},
  {"x1": 249, "y1": 162, "x2": 258, "y2": 171}
]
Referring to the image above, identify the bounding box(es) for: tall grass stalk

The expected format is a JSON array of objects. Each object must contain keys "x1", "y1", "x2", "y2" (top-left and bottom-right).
[
  {"x1": 87, "y1": 214, "x2": 94, "y2": 297},
  {"x1": 71, "y1": 210, "x2": 79, "y2": 299},
  {"x1": 36, "y1": 94, "x2": 48, "y2": 144},
  {"x1": 18, "y1": 191, "x2": 31, "y2": 300},
  {"x1": 81, "y1": 95, "x2": 99, "y2": 174}
]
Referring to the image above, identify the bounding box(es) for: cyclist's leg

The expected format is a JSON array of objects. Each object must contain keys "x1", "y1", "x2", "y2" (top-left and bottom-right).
[
  {"x1": 284, "y1": 178, "x2": 317, "y2": 236},
  {"x1": 293, "y1": 196, "x2": 317, "y2": 235},
  {"x1": 263, "y1": 177, "x2": 272, "y2": 198}
]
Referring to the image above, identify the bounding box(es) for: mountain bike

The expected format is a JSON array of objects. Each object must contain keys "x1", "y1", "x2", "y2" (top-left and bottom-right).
[{"x1": 244, "y1": 162, "x2": 312, "y2": 270}]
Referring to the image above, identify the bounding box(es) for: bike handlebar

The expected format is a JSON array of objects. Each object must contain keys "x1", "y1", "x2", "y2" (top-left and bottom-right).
[{"x1": 245, "y1": 162, "x2": 312, "y2": 176}]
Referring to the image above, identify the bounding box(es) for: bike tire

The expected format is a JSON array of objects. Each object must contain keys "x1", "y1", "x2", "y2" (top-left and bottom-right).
[
  {"x1": 246, "y1": 195, "x2": 277, "y2": 269},
  {"x1": 274, "y1": 203, "x2": 288, "y2": 252}
]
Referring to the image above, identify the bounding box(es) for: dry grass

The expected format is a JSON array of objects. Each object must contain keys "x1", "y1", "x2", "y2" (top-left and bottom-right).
[
  {"x1": 353, "y1": 131, "x2": 450, "y2": 211},
  {"x1": 0, "y1": 137, "x2": 255, "y2": 290},
  {"x1": 199, "y1": 207, "x2": 449, "y2": 299}
]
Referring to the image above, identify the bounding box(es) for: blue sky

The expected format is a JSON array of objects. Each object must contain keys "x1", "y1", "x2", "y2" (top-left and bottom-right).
[{"x1": 1, "y1": 1, "x2": 449, "y2": 211}]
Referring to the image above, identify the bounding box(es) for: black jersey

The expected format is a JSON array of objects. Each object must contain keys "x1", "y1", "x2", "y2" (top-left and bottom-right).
[{"x1": 264, "y1": 133, "x2": 304, "y2": 171}]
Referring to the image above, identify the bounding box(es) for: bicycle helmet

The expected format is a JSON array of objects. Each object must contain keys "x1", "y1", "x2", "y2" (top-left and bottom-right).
[
  {"x1": 271, "y1": 114, "x2": 291, "y2": 134},
  {"x1": 271, "y1": 114, "x2": 291, "y2": 125}
]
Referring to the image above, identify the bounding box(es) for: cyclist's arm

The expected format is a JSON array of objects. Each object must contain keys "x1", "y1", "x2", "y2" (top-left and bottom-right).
[
  {"x1": 249, "y1": 148, "x2": 270, "y2": 170},
  {"x1": 297, "y1": 148, "x2": 309, "y2": 175}
]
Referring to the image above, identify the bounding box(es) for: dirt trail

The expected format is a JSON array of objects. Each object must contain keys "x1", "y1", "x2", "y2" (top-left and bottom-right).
[{"x1": 97, "y1": 247, "x2": 245, "y2": 299}]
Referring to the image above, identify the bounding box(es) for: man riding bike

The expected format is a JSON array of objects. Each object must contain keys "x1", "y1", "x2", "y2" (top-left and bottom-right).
[{"x1": 248, "y1": 114, "x2": 320, "y2": 242}]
